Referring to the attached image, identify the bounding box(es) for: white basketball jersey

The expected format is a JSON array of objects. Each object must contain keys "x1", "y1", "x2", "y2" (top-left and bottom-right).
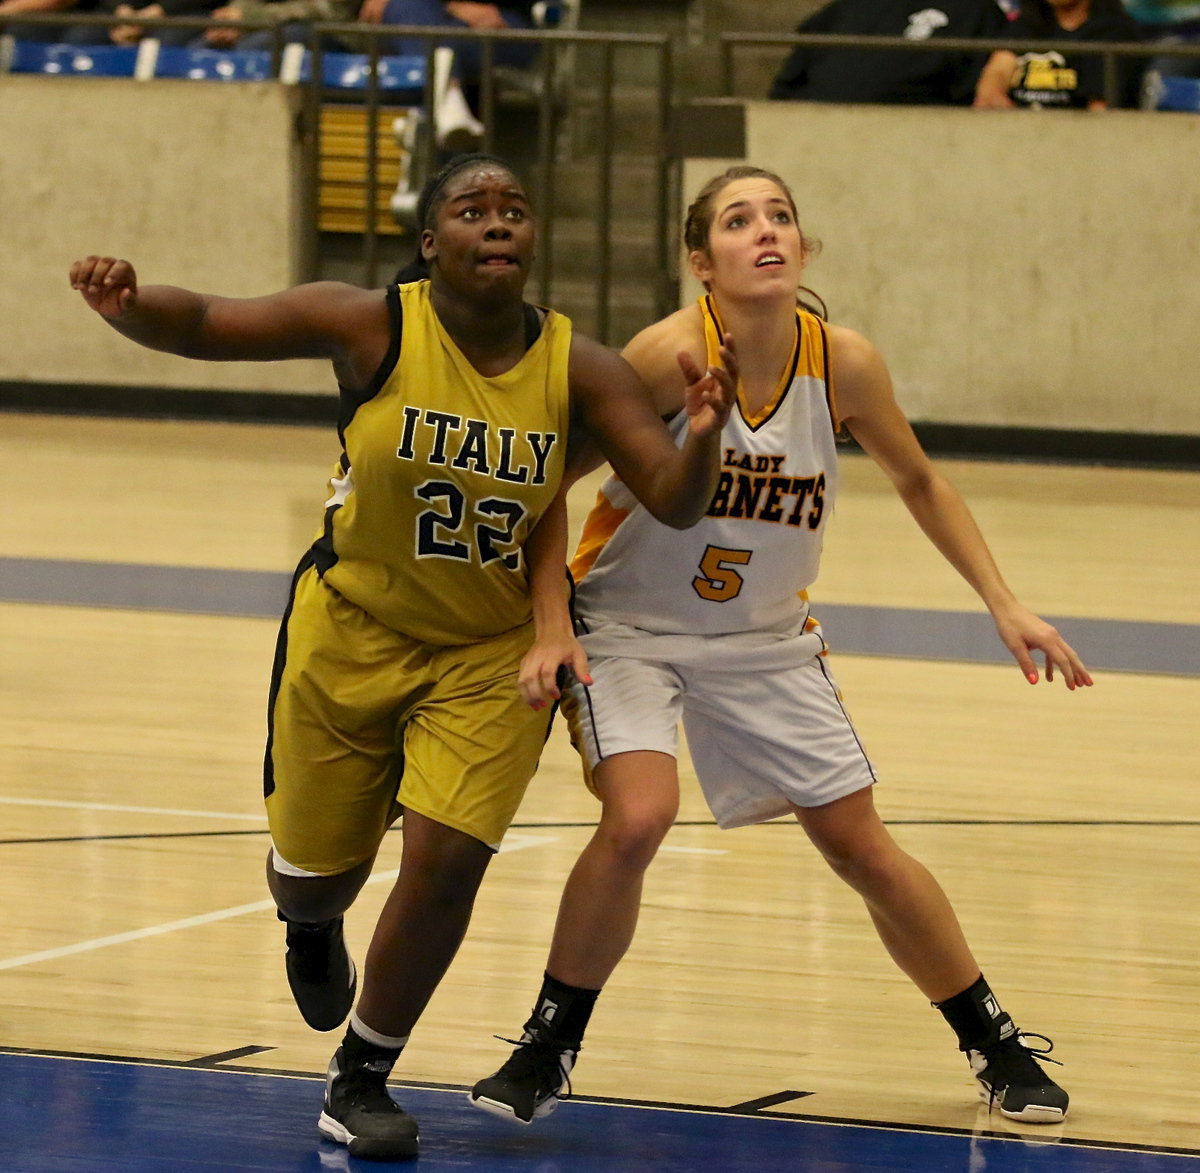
[{"x1": 571, "y1": 295, "x2": 840, "y2": 638}]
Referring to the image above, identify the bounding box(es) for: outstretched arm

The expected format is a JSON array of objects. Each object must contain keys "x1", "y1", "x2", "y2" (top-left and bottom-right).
[
  {"x1": 833, "y1": 326, "x2": 1092, "y2": 690},
  {"x1": 69, "y1": 255, "x2": 387, "y2": 382}
]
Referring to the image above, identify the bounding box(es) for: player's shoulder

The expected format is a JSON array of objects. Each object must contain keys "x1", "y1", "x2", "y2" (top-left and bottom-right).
[
  {"x1": 621, "y1": 305, "x2": 704, "y2": 392},
  {"x1": 826, "y1": 321, "x2": 882, "y2": 374},
  {"x1": 825, "y1": 322, "x2": 894, "y2": 421}
]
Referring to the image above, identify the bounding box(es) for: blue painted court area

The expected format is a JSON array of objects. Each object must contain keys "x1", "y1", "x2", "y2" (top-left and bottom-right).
[
  {"x1": 2, "y1": 556, "x2": 1197, "y2": 676},
  {"x1": 2, "y1": 1052, "x2": 1195, "y2": 1173}
]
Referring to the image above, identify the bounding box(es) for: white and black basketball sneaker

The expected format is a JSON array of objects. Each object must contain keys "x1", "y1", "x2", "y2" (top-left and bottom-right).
[
  {"x1": 968, "y1": 1032, "x2": 1068, "y2": 1123},
  {"x1": 318, "y1": 1047, "x2": 420, "y2": 1161},
  {"x1": 468, "y1": 1030, "x2": 577, "y2": 1124}
]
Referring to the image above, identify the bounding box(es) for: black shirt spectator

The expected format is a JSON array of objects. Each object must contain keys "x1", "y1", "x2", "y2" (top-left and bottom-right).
[
  {"x1": 974, "y1": 0, "x2": 1144, "y2": 109},
  {"x1": 769, "y1": 0, "x2": 1010, "y2": 106}
]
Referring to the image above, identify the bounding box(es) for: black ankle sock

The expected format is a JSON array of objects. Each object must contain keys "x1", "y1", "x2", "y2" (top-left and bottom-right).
[
  {"x1": 934, "y1": 974, "x2": 1017, "y2": 1052},
  {"x1": 340, "y1": 1023, "x2": 404, "y2": 1077},
  {"x1": 526, "y1": 972, "x2": 600, "y2": 1049}
]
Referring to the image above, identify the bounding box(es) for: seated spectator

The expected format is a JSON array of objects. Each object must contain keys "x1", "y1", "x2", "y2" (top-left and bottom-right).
[
  {"x1": 199, "y1": 1, "x2": 533, "y2": 148},
  {"x1": 60, "y1": 0, "x2": 221, "y2": 45},
  {"x1": 201, "y1": 0, "x2": 357, "y2": 50},
  {"x1": 357, "y1": 1, "x2": 539, "y2": 148},
  {"x1": 973, "y1": 0, "x2": 1145, "y2": 108},
  {"x1": 768, "y1": 0, "x2": 1010, "y2": 106},
  {"x1": 358, "y1": 0, "x2": 536, "y2": 77}
]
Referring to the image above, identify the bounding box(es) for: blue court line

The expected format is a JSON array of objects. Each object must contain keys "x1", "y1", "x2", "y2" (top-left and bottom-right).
[
  {"x1": 1, "y1": 556, "x2": 1196, "y2": 677},
  {"x1": 0, "y1": 557, "x2": 288, "y2": 621},
  {"x1": 1, "y1": 1051, "x2": 1196, "y2": 1173},
  {"x1": 814, "y1": 602, "x2": 1200, "y2": 678}
]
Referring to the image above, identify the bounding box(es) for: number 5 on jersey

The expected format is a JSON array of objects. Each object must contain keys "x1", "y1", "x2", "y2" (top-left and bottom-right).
[{"x1": 692, "y1": 544, "x2": 752, "y2": 602}]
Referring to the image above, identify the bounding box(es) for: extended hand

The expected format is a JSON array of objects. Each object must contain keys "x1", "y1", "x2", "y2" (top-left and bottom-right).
[
  {"x1": 994, "y1": 602, "x2": 1093, "y2": 690},
  {"x1": 678, "y1": 332, "x2": 737, "y2": 439},
  {"x1": 69, "y1": 255, "x2": 138, "y2": 319}
]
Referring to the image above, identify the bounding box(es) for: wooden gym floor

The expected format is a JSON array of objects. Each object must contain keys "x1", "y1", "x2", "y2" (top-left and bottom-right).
[{"x1": 0, "y1": 411, "x2": 1197, "y2": 1171}]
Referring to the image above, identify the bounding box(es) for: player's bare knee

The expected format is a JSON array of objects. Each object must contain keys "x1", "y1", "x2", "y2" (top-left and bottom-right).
[
  {"x1": 820, "y1": 836, "x2": 909, "y2": 895},
  {"x1": 268, "y1": 854, "x2": 372, "y2": 922},
  {"x1": 596, "y1": 807, "x2": 674, "y2": 871}
]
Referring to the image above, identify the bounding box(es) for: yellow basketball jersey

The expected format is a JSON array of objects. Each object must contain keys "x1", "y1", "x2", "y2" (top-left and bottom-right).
[{"x1": 314, "y1": 280, "x2": 572, "y2": 645}]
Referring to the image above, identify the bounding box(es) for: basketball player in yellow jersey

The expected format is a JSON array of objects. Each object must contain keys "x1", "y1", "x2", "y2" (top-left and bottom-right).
[
  {"x1": 472, "y1": 166, "x2": 1094, "y2": 1129},
  {"x1": 68, "y1": 153, "x2": 735, "y2": 1162}
]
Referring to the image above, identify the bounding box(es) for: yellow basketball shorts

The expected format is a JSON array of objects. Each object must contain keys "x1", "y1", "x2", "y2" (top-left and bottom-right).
[{"x1": 264, "y1": 563, "x2": 552, "y2": 874}]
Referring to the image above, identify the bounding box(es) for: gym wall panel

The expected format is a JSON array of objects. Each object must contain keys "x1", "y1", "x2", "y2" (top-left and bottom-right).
[
  {"x1": 684, "y1": 103, "x2": 1200, "y2": 436},
  {"x1": 0, "y1": 76, "x2": 332, "y2": 397}
]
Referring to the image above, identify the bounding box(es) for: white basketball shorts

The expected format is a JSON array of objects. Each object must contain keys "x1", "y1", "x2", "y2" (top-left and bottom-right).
[{"x1": 563, "y1": 647, "x2": 877, "y2": 828}]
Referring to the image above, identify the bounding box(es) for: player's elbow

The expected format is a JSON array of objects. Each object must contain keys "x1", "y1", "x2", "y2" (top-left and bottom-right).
[{"x1": 648, "y1": 497, "x2": 708, "y2": 530}]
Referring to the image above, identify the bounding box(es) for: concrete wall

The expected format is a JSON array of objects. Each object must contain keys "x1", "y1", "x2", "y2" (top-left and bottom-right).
[
  {"x1": 684, "y1": 102, "x2": 1200, "y2": 435},
  {"x1": 0, "y1": 76, "x2": 332, "y2": 396},
  {"x1": 3, "y1": 76, "x2": 1198, "y2": 436}
]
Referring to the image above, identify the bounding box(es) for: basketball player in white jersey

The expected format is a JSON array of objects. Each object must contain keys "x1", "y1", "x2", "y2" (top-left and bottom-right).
[{"x1": 470, "y1": 165, "x2": 1092, "y2": 1129}]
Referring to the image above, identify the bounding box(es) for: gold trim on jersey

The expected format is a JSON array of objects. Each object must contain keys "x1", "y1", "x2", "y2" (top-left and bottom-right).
[
  {"x1": 700, "y1": 294, "x2": 839, "y2": 434},
  {"x1": 570, "y1": 489, "x2": 629, "y2": 584}
]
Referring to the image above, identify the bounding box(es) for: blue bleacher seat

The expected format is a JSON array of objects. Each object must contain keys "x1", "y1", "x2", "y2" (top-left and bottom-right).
[
  {"x1": 308, "y1": 51, "x2": 424, "y2": 94},
  {"x1": 151, "y1": 45, "x2": 275, "y2": 81},
  {"x1": 5, "y1": 41, "x2": 138, "y2": 77},
  {"x1": 0, "y1": 37, "x2": 428, "y2": 90},
  {"x1": 1144, "y1": 69, "x2": 1200, "y2": 110}
]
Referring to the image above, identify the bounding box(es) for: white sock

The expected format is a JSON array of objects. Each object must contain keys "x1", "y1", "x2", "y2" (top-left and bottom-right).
[{"x1": 349, "y1": 1010, "x2": 410, "y2": 1051}]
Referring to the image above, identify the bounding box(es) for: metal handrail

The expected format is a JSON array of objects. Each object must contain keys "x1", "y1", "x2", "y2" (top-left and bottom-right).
[{"x1": 292, "y1": 23, "x2": 672, "y2": 320}]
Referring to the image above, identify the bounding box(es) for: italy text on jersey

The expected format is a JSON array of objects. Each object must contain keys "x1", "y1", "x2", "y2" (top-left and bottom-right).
[{"x1": 394, "y1": 406, "x2": 558, "y2": 485}]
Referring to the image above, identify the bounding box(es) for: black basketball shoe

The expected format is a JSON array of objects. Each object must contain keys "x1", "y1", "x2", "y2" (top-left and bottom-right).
[
  {"x1": 468, "y1": 1030, "x2": 577, "y2": 1124},
  {"x1": 281, "y1": 913, "x2": 356, "y2": 1032},
  {"x1": 968, "y1": 1032, "x2": 1068, "y2": 1123},
  {"x1": 317, "y1": 1046, "x2": 420, "y2": 1161}
]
